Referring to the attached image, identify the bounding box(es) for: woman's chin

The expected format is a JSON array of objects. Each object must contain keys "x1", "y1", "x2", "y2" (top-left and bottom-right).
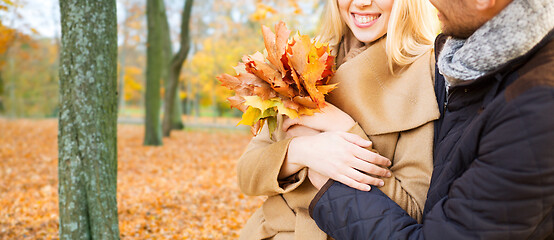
[{"x1": 352, "y1": 32, "x2": 384, "y2": 44}]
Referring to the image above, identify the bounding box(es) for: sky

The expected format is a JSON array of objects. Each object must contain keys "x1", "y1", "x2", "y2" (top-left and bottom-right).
[
  {"x1": 1, "y1": 0, "x2": 321, "y2": 41},
  {"x1": 1, "y1": 0, "x2": 145, "y2": 39},
  {"x1": 0, "y1": 0, "x2": 136, "y2": 39},
  {"x1": 1, "y1": 0, "x2": 61, "y2": 38}
]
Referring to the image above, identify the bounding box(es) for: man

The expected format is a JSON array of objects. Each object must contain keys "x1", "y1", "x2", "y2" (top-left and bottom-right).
[{"x1": 308, "y1": 0, "x2": 554, "y2": 239}]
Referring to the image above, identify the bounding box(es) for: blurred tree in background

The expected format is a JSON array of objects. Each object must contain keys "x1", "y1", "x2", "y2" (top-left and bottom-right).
[
  {"x1": 118, "y1": 0, "x2": 147, "y2": 111},
  {"x1": 183, "y1": 0, "x2": 323, "y2": 119},
  {"x1": 0, "y1": 0, "x2": 57, "y2": 117},
  {"x1": 0, "y1": 0, "x2": 325, "y2": 238},
  {"x1": 0, "y1": 0, "x2": 18, "y2": 113},
  {"x1": 0, "y1": 0, "x2": 324, "y2": 121},
  {"x1": 162, "y1": 0, "x2": 194, "y2": 137},
  {"x1": 144, "y1": 0, "x2": 167, "y2": 146}
]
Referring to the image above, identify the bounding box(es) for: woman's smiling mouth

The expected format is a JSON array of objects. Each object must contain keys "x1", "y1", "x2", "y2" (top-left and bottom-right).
[{"x1": 352, "y1": 13, "x2": 380, "y2": 27}]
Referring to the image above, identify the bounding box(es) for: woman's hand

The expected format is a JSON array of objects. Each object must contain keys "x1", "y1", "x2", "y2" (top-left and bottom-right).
[
  {"x1": 285, "y1": 124, "x2": 321, "y2": 139},
  {"x1": 286, "y1": 131, "x2": 391, "y2": 192},
  {"x1": 282, "y1": 102, "x2": 356, "y2": 133},
  {"x1": 308, "y1": 169, "x2": 329, "y2": 190}
]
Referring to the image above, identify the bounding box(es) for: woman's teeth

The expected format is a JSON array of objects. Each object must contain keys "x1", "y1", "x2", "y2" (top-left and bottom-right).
[{"x1": 355, "y1": 14, "x2": 378, "y2": 24}]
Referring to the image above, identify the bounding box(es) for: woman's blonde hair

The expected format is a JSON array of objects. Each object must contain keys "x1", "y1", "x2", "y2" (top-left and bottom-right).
[{"x1": 316, "y1": 0, "x2": 440, "y2": 72}]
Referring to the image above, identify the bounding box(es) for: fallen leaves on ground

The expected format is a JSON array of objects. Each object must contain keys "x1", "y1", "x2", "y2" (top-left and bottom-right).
[{"x1": 0, "y1": 118, "x2": 265, "y2": 239}]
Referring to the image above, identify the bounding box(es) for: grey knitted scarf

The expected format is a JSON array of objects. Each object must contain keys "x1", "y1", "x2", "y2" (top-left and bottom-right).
[{"x1": 437, "y1": 0, "x2": 554, "y2": 86}]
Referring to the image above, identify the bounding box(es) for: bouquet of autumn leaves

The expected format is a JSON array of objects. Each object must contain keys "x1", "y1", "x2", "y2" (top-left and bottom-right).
[{"x1": 217, "y1": 21, "x2": 337, "y2": 135}]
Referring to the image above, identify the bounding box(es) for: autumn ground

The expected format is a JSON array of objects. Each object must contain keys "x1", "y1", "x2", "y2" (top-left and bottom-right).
[{"x1": 0, "y1": 118, "x2": 266, "y2": 239}]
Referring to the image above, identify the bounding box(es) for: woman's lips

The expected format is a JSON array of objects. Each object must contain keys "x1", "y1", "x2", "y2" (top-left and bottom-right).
[{"x1": 352, "y1": 13, "x2": 380, "y2": 28}]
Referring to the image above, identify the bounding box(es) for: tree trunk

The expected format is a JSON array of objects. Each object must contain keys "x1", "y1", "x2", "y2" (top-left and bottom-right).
[
  {"x1": 162, "y1": 0, "x2": 194, "y2": 136},
  {"x1": 58, "y1": 0, "x2": 119, "y2": 239},
  {"x1": 8, "y1": 57, "x2": 15, "y2": 117},
  {"x1": 117, "y1": 53, "x2": 126, "y2": 114},
  {"x1": 194, "y1": 82, "x2": 200, "y2": 119},
  {"x1": 170, "y1": 88, "x2": 184, "y2": 129},
  {"x1": 184, "y1": 81, "x2": 190, "y2": 116},
  {"x1": 0, "y1": 69, "x2": 4, "y2": 113},
  {"x1": 144, "y1": 0, "x2": 165, "y2": 145},
  {"x1": 117, "y1": 18, "x2": 128, "y2": 114},
  {"x1": 158, "y1": 3, "x2": 184, "y2": 131}
]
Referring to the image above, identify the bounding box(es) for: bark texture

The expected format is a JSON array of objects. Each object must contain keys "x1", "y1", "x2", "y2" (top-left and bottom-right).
[{"x1": 58, "y1": 0, "x2": 119, "y2": 239}]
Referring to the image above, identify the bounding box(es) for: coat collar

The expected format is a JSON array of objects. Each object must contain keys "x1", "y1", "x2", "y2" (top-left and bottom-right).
[
  {"x1": 326, "y1": 37, "x2": 440, "y2": 135},
  {"x1": 443, "y1": 29, "x2": 554, "y2": 90}
]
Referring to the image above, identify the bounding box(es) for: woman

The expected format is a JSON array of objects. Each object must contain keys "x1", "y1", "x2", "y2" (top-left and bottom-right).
[{"x1": 237, "y1": 0, "x2": 440, "y2": 239}]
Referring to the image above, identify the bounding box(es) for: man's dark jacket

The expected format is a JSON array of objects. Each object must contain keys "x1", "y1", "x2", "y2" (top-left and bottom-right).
[{"x1": 309, "y1": 31, "x2": 554, "y2": 239}]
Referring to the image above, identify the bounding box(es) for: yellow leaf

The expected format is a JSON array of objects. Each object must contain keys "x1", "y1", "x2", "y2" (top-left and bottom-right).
[
  {"x1": 243, "y1": 96, "x2": 278, "y2": 112},
  {"x1": 316, "y1": 83, "x2": 339, "y2": 95},
  {"x1": 298, "y1": 107, "x2": 317, "y2": 116},
  {"x1": 238, "y1": 107, "x2": 261, "y2": 126},
  {"x1": 274, "y1": 101, "x2": 299, "y2": 119}
]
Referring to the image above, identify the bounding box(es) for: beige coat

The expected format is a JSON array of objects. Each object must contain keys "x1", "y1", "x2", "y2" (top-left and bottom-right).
[{"x1": 236, "y1": 38, "x2": 440, "y2": 240}]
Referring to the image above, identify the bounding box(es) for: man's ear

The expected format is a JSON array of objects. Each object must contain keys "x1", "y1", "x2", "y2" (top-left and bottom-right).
[{"x1": 474, "y1": 0, "x2": 496, "y2": 11}]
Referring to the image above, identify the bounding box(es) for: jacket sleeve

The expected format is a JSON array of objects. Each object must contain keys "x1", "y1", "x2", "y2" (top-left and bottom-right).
[
  {"x1": 347, "y1": 122, "x2": 434, "y2": 222},
  {"x1": 236, "y1": 118, "x2": 307, "y2": 196},
  {"x1": 310, "y1": 88, "x2": 554, "y2": 239}
]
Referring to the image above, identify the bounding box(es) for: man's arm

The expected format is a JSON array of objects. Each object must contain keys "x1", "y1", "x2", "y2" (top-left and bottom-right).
[{"x1": 310, "y1": 87, "x2": 554, "y2": 239}]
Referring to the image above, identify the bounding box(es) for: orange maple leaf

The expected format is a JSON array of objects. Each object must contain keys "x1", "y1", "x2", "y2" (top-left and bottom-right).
[{"x1": 217, "y1": 21, "x2": 337, "y2": 135}]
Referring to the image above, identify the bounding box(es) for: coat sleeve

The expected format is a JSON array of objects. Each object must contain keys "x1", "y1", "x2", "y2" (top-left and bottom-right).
[
  {"x1": 309, "y1": 88, "x2": 554, "y2": 239},
  {"x1": 345, "y1": 122, "x2": 434, "y2": 222},
  {"x1": 236, "y1": 119, "x2": 307, "y2": 196},
  {"x1": 236, "y1": 121, "x2": 389, "y2": 197}
]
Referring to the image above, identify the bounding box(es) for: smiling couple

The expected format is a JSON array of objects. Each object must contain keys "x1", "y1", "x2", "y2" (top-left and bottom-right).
[{"x1": 237, "y1": 0, "x2": 554, "y2": 239}]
